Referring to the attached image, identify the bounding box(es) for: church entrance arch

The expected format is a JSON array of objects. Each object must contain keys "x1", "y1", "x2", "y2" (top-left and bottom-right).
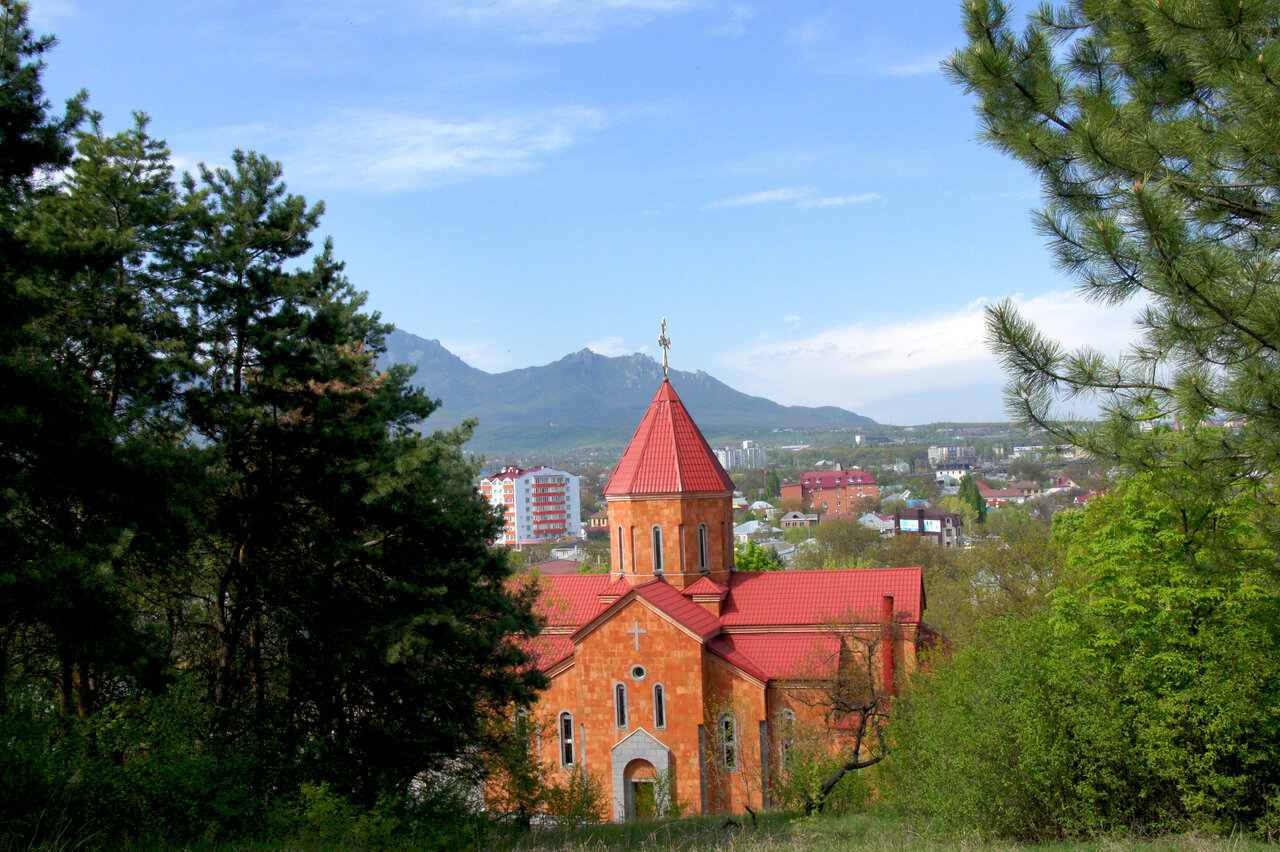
[
  {"x1": 625, "y1": 759, "x2": 656, "y2": 820},
  {"x1": 610, "y1": 728, "x2": 670, "y2": 821}
]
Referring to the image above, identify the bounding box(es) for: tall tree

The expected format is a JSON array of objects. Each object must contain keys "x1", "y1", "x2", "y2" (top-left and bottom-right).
[
  {"x1": 176, "y1": 151, "x2": 544, "y2": 799},
  {"x1": 948, "y1": 0, "x2": 1280, "y2": 542},
  {"x1": 958, "y1": 474, "x2": 987, "y2": 523},
  {"x1": 0, "y1": 0, "x2": 113, "y2": 717},
  {"x1": 13, "y1": 113, "x2": 197, "y2": 718}
]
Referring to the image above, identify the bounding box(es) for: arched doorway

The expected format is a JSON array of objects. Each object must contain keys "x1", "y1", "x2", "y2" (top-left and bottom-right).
[
  {"x1": 609, "y1": 728, "x2": 671, "y2": 821},
  {"x1": 624, "y1": 758, "x2": 657, "y2": 820}
]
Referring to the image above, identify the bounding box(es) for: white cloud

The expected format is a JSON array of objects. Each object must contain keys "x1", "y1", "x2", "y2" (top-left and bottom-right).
[
  {"x1": 881, "y1": 50, "x2": 950, "y2": 78},
  {"x1": 720, "y1": 291, "x2": 1144, "y2": 424},
  {"x1": 583, "y1": 336, "x2": 634, "y2": 356},
  {"x1": 430, "y1": 0, "x2": 702, "y2": 43},
  {"x1": 712, "y1": 186, "x2": 812, "y2": 207},
  {"x1": 439, "y1": 338, "x2": 519, "y2": 373},
  {"x1": 28, "y1": 0, "x2": 76, "y2": 30},
  {"x1": 710, "y1": 186, "x2": 880, "y2": 209},
  {"x1": 797, "y1": 192, "x2": 879, "y2": 208},
  {"x1": 182, "y1": 106, "x2": 608, "y2": 192}
]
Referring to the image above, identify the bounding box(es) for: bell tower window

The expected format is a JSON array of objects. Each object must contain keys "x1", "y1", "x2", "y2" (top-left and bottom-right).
[{"x1": 697, "y1": 523, "x2": 709, "y2": 573}]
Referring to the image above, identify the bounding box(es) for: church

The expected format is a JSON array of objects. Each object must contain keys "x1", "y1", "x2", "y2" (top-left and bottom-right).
[{"x1": 520, "y1": 360, "x2": 929, "y2": 820}]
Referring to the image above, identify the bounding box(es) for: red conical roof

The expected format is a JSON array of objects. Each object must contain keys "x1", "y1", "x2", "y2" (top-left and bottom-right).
[{"x1": 604, "y1": 380, "x2": 735, "y2": 496}]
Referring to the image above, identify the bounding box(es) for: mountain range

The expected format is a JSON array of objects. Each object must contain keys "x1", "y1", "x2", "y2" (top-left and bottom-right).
[{"x1": 382, "y1": 329, "x2": 875, "y2": 453}]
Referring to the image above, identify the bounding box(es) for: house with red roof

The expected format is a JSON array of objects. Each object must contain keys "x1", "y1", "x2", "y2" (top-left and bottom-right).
[
  {"x1": 779, "y1": 466, "x2": 879, "y2": 516},
  {"x1": 975, "y1": 479, "x2": 1024, "y2": 508},
  {"x1": 516, "y1": 376, "x2": 928, "y2": 820}
]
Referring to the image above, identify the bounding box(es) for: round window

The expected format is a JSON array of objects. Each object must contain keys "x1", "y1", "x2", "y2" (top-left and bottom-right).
[{"x1": 630, "y1": 665, "x2": 647, "y2": 680}]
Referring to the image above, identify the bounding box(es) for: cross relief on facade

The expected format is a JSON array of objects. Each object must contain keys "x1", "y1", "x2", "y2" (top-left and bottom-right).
[{"x1": 627, "y1": 620, "x2": 647, "y2": 651}]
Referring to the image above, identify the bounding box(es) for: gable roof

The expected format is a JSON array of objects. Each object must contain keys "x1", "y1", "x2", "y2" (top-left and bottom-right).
[
  {"x1": 719, "y1": 567, "x2": 924, "y2": 626},
  {"x1": 604, "y1": 380, "x2": 735, "y2": 496},
  {"x1": 682, "y1": 576, "x2": 728, "y2": 596},
  {"x1": 571, "y1": 578, "x2": 723, "y2": 645}
]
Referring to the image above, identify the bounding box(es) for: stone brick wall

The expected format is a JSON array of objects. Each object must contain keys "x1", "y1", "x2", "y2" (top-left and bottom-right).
[{"x1": 607, "y1": 493, "x2": 734, "y2": 589}]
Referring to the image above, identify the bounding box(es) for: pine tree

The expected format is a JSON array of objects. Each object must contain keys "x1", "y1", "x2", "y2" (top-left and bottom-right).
[
  {"x1": 177, "y1": 151, "x2": 544, "y2": 800},
  {"x1": 947, "y1": 0, "x2": 1280, "y2": 530},
  {"x1": 765, "y1": 470, "x2": 781, "y2": 500}
]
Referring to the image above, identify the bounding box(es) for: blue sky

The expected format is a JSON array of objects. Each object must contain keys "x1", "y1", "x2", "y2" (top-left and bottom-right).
[{"x1": 31, "y1": 0, "x2": 1139, "y2": 425}]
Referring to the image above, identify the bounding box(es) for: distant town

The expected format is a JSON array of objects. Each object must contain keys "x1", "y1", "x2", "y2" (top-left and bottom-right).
[{"x1": 479, "y1": 426, "x2": 1106, "y2": 569}]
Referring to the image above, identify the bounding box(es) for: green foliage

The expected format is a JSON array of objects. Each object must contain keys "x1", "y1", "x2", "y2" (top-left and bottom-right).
[
  {"x1": 789, "y1": 520, "x2": 881, "y2": 571},
  {"x1": 1006, "y1": 458, "x2": 1044, "y2": 483},
  {"x1": 542, "y1": 765, "x2": 609, "y2": 827},
  {"x1": 887, "y1": 474, "x2": 1280, "y2": 839},
  {"x1": 948, "y1": 0, "x2": 1280, "y2": 545},
  {"x1": 735, "y1": 540, "x2": 784, "y2": 572},
  {"x1": 0, "y1": 8, "x2": 544, "y2": 847},
  {"x1": 765, "y1": 470, "x2": 781, "y2": 500},
  {"x1": 653, "y1": 769, "x2": 683, "y2": 818},
  {"x1": 772, "y1": 719, "x2": 872, "y2": 816},
  {"x1": 957, "y1": 474, "x2": 986, "y2": 523}
]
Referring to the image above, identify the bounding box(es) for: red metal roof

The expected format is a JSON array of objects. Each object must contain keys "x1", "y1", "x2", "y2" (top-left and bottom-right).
[
  {"x1": 604, "y1": 380, "x2": 735, "y2": 496},
  {"x1": 523, "y1": 567, "x2": 925, "y2": 676},
  {"x1": 720, "y1": 567, "x2": 924, "y2": 626},
  {"x1": 682, "y1": 576, "x2": 729, "y2": 597},
  {"x1": 530, "y1": 574, "x2": 611, "y2": 627},
  {"x1": 600, "y1": 576, "x2": 633, "y2": 598},
  {"x1": 708, "y1": 632, "x2": 841, "y2": 680},
  {"x1": 482, "y1": 464, "x2": 549, "y2": 483},
  {"x1": 632, "y1": 579, "x2": 722, "y2": 640},
  {"x1": 571, "y1": 578, "x2": 723, "y2": 645},
  {"x1": 799, "y1": 469, "x2": 877, "y2": 488},
  {"x1": 521, "y1": 634, "x2": 575, "y2": 671},
  {"x1": 530, "y1": 559, "x2": 585, "y2": 576}
]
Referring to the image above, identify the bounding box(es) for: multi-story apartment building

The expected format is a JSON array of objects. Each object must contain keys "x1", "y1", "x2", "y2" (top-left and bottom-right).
[
  {"x1": 927, "y1": 445, "x2": 977, "y2": 466},
  {"x1": 715, "y1": 440, "x2": 767, "y2": 470},
  {"x1": 779, "y1": 464, "x2": 879, "y2": 516},
  {"x1": 480, "y1": 465, "x2": 582, "y2": 546}
]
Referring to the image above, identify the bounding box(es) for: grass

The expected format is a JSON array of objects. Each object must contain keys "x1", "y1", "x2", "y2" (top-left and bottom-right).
[
  {"x1": 496, "y1": 811, "x2": 1274, "y2": 852},
  {"x1": 14, "y1": 811, "x2": 1274, "y2": 852}
]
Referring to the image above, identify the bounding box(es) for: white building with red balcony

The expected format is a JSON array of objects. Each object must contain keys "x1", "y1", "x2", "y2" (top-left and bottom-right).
[{"x1": 480, "y1": 465, "x2": 582, "y2": 546}]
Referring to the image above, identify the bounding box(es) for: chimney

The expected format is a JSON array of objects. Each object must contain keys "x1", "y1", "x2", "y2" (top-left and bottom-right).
[{"x1": 881, "y1": 594, "x2": 896, "y2": 696}]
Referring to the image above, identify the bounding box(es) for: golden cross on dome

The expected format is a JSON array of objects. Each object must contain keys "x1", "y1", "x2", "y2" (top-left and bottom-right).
[{"x1": 658, "y1": 318, "x2": 671, "y2": 380}]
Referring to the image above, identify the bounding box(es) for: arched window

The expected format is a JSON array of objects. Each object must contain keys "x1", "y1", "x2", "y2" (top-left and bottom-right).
[
  {"x1": 514, "y1": 707, "x2": 530, "y2": 744},
  {"x1": 559, "y1": 711, "x2": 575, "y2": 766},
  {"x1": 651, "y1": 525, "x2": 663, "y2": 574},
  {"x1": 615, "y1": 683, "x2": 628, "y2": 729},
  {"x1": 697, "y1": 523, "x2": 709, "y2": 572},
  {"x1": 720, "y1": 713, "x2": 737, "y2": 771},
  {"x1": 653, "y1": 683, "x2": 666, "y2": 729},
  {"x1": 778, "y1": 708, "x2": 796, "y2": 769},
  {"x1": 617, "y1": 525, "x2": 625, "y2": 572}
]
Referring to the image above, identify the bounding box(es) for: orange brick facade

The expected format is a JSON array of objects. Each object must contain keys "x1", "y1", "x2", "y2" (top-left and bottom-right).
[
  {"x1": 608, "y1": 494, "x2": 735, "y2": 590},
  {"x1": 780, "y1": 468, "x2": 879, "y2": 516}
]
